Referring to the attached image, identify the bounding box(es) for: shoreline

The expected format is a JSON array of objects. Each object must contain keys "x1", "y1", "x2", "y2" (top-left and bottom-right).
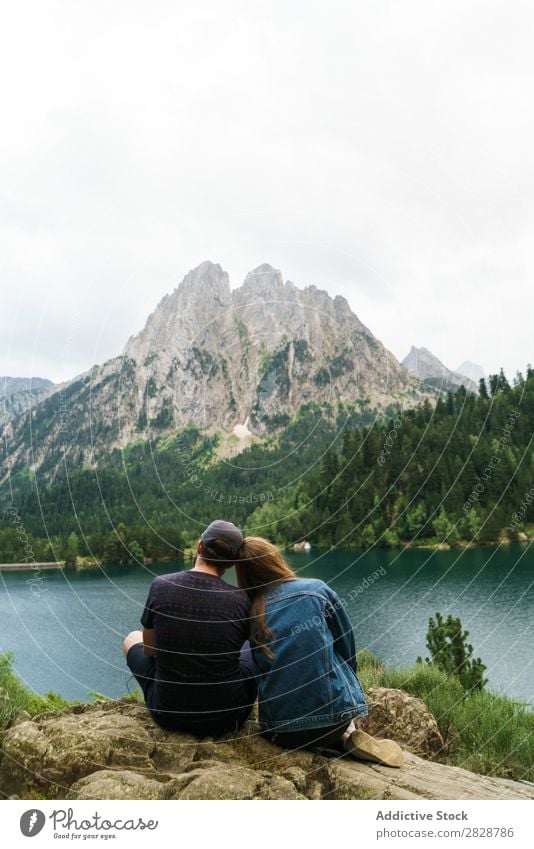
[
  {"x1": 1, "y1": 534, "x2": 532, "y2": 571},
  {"x1": 0, "y1": 561, "x2": 66, "y2": 572}
]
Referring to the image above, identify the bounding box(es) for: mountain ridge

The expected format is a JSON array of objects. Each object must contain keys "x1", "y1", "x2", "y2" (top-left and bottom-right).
[
  {"x1": 1, "y1": 376, "x2": 54, "y2": 423},
  {"x1": 1, "y1": 261, "x2": 428, "y2": 482}
]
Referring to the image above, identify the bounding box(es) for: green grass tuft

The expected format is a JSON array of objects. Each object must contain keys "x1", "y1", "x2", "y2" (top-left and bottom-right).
[{"x1": 0, "y1": 652, "x2": 70, "y2": 729}]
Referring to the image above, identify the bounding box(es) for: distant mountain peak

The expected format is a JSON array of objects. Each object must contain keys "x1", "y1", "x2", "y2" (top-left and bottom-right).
[
  {"x1": 456, "y1": 360, "x2": 485, "y2": 383},
  {"x1": 402, "y1": 346, "x2": 478, "y2": 393},
  {"x1": 0, "y1": 376, "x2": 54, "y2": 423}
]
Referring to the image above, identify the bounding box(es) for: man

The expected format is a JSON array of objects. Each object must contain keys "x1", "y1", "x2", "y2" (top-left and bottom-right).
[{"x1": 123, "y1": 520, "x2": 257, "y2": 736}]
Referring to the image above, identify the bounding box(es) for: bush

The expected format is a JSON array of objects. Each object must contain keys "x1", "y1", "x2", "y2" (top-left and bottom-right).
[{"x1": 423, "y1": 612, "x2": 487, "y2": 692}]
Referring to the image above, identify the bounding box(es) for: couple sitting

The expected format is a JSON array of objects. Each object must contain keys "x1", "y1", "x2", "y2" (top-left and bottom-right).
[{"x1": 123, "y1": 520, "x2": 402, "y2": 766}]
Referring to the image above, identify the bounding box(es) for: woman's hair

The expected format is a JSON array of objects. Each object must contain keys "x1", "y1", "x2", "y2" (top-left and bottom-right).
[{"x1": 235, "y1": 536, "x2": 296, "y2": 657}]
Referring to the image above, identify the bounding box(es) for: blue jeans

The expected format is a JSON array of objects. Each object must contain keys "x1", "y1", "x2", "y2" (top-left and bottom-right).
[{"x1": 263, "y1": 722, "x2": 350, "y2": 751}]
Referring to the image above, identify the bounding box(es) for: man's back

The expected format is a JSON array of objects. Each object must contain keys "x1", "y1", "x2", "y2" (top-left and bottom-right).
[{"x1": 141, "y1": 570, "x2": 251, "y2": 725}]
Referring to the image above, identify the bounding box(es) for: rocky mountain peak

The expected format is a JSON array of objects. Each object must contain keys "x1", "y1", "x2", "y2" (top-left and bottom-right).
[
  {"x1": 130, "y1": 258, "x2": 429, "y2": 429},
  {"x1": 333, "y1": 293, "x2": 353, "y2": 318},
  {"x1": 1, "y1": 262, "x2": 429, "y2": 478},
  {"x1": 124, "y1": 261, "x2": 231, "y2": 361},
  {"x1": 456, "y1": 360, "x2": 485, "y2": 383},
  {"x1": 177, "y1": 260, "x2": 230, "y2": 306},
  {"x1": 241, "y1": 263, "x2": 285, "y2": 295},
  {"x1": 0, "y1": 376, "x2": 54, "y2": 423},
  {"x1": 402, "y1": 346, "x2": 478, "y2": 393}
]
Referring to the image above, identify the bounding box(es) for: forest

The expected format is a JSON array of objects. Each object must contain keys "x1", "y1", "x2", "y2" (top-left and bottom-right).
[{"x1": 1, "y1": 367, "x2": 532, "y2": 564}]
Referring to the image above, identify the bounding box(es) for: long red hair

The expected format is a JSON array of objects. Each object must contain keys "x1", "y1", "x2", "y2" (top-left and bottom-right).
[{"x1": 235, "y1": 536, "x2": 296, "y2": 657}]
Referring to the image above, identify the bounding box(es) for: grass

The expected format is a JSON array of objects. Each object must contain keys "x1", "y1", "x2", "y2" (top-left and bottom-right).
[
  {"x1": 0, "y1": 652, "x2": 69, "y2": 729},
  {"x1": 0, "y1": 651, "x2": 149, "y2": 734},
  {"x1": 0, "y1": 652, "x2": 148, "y2": 732},
  {"x1": 357, "y1": 649, "x2": 534, "y2": 782}
]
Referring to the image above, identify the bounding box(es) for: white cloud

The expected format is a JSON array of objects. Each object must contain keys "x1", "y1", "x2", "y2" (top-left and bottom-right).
[{"x1": 1, "y1": 0, "x2": 532, "y2": 382}]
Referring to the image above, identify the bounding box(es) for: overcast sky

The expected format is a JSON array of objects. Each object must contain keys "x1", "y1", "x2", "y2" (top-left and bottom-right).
[{"x1": 1, "y1": 0, "x2": 532, "y2": 384}]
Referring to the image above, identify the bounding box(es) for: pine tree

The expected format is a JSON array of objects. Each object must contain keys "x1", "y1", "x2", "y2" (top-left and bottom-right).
[
  {"x1": 424, "y1": 612, "x2": 487, "y2": 691},
  {"x1": 65, "y1": 532, "x2": 79, "y2": 566}
]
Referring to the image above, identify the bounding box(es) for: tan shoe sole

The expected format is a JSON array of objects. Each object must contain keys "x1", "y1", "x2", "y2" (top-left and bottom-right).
[{"x1": 346, "y1": 729, "x2": 403, "y2": 768}]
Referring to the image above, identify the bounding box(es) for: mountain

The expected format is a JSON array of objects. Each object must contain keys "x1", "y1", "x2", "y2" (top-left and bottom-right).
[
  {"x1": 1, "y1": 377, "x2": 54, "y2": 423},
  {"x1": 1, "y1": 262, "x2": 427, "y2": 482},
  {"x1": 402, "y1": 346, "x2": 479, "y2": 394},
  {"x1": 456, "y1": 360, "x2": 485, "y2": 384}
]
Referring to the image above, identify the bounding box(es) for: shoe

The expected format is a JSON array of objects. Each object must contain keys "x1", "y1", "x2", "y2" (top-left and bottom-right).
[{"x1": 345, "y1": 729, "x2": 403, "y2": 767}]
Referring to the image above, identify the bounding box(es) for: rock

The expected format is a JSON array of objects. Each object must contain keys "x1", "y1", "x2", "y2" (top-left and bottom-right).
[
  {"x1": 164, "y1": 763, "x2": 304, "y2": 800},
  {"x1": 68, "y1": 761, "x2": 304, "y2": 801},
  {"x1": 0, "y1": 700, "x2": 195, "y2": 798},
  {"x1": 322, "y1": 752, "x2": 534, "y2": 801},
  {"x1": 1, "y1": 696, "x2": 533, "y2": 801},
  {"x1": 364, "y1": 687, "x2": 445, "y2": 758},
  {"x1": 11, "y1": 710, "x2": 32, "y2": 727},
  {"x1": 68, "y1": 770, "x2": 167, "y2": 800}
]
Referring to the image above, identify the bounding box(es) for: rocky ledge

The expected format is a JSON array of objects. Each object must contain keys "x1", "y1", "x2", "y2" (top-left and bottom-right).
[{"x1": 1, "y1": 689, "x2": 533, "y2": 801}]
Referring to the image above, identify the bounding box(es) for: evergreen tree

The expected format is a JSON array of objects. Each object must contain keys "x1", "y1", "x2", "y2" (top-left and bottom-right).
[
  {"x1": 423, "y1": 612, "x2": 487, "y2": 691},
  {"x1": 2, "y1": 366, "x2": 533, "y2": 559},
  {"x1": 64, "y1": 532, "x2": 79, "y2": 566}
]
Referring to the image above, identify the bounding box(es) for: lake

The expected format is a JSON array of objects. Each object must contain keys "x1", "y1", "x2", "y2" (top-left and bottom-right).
[{"x1": 0, "y1": 544, "x2": 532, "y2": 705}]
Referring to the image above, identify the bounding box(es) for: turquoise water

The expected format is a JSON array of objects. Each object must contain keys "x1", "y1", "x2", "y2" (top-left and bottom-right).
[{"x1": 0, "y1": 544, "x2": 532, "y2": 704}]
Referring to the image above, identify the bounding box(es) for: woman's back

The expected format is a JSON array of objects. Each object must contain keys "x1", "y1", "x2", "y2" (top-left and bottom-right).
[
  {"x1": 252, "y1": 577, "x2": 367, "y2": 732},
  {"x1": 237, "y1": 539, "x2": 402, "y2": 765}
]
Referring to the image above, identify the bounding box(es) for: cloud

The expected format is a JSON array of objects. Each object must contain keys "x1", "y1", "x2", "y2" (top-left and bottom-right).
[{"x1": 0, "y1": 0, "x2": 532, "y2": 382}]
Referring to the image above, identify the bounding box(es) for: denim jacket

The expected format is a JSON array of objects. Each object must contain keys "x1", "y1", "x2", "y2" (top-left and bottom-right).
[{"x1": 251, "y1": 578, "x2": 368, "y2": 731}]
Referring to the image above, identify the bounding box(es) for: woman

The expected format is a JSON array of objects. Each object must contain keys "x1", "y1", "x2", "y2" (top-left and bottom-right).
[{"x1": 236, "y1": 537, "x2": 403, "y2": 766}]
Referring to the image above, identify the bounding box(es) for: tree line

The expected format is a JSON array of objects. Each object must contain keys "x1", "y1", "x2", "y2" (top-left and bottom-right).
[
  {"x1": 247, "y1": 368, "x2": 534, "y2": 548},
  {"x1": 0, "y1": 368, "x2": 532, "y2": 563}
]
